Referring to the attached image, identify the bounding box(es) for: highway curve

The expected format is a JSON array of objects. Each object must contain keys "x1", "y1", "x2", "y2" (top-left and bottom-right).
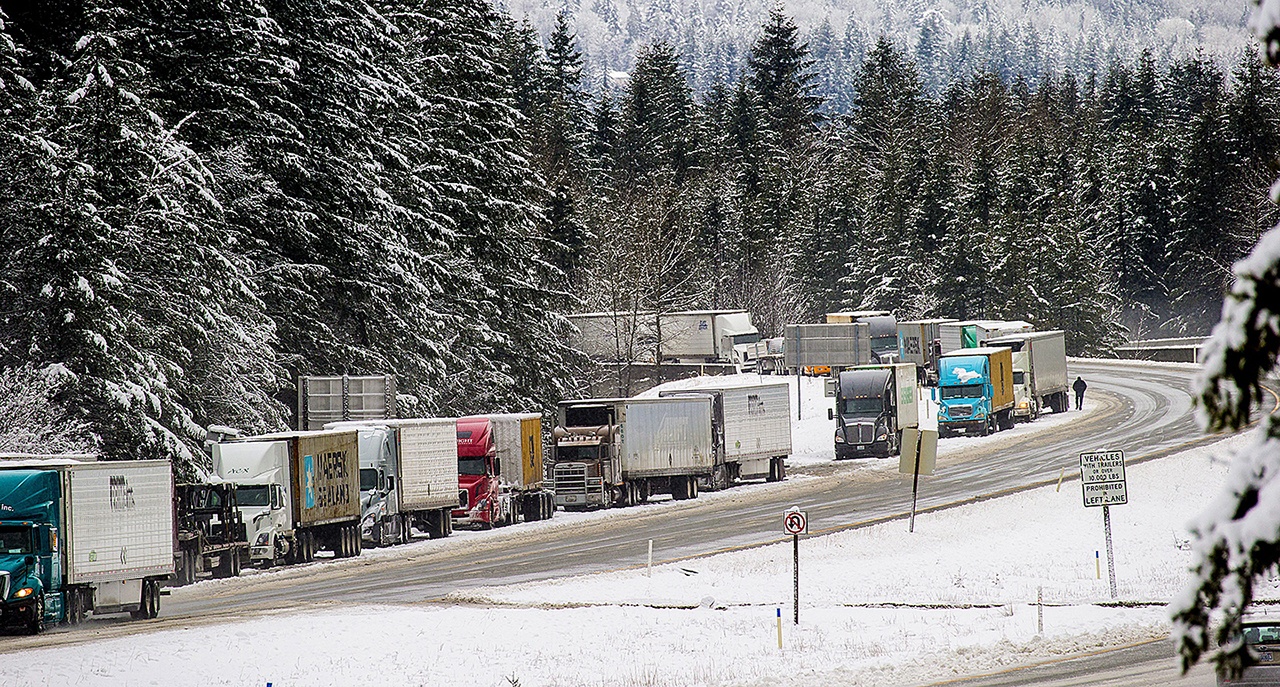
[{"x1": 3, "y1": 359, "x2": 1243, "y2": 651}]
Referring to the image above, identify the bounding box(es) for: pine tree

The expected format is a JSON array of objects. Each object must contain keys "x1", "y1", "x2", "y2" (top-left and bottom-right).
[{"x1": 746, "y1": 5, "x2": 821, "y2": 145}]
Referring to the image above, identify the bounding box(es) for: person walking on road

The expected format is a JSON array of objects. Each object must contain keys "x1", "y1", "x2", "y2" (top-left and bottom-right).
[{"x1": 1073, "y1": 376, "x2": 1087, "y2": 410}]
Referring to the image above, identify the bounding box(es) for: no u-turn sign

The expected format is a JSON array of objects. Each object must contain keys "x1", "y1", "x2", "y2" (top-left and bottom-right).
[{"x1": 784, "y1": 507, "x2": 808, "y2": 535}]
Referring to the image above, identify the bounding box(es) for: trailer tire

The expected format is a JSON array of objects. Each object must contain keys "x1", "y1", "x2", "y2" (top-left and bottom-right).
[
  {"x1": 66, "y1": 588, "x2": 86, "y2": 625},
  {"x1": 671, "y1": 476, "x2": 687, "y2": 500},
  {"x1": 689, "y1": 476, "x2": 699, "y2": 499}
]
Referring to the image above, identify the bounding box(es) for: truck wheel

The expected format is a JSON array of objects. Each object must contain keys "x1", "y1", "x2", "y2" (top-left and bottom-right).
[
  {"x1": 689, "y1": 476, "x2": 699, "y2": 499},
  {"x1": 28, "y1": 595, "x2": 44, "y2": 634},
  {"x1": 670, "y1": 477, "x2": 687, "y2": 500},
  {"x1": 231, "y1": 549, "x2": 243, "y2": 576}
]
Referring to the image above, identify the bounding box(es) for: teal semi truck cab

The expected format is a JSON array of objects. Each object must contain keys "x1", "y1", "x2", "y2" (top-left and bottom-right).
[
  {"x1": 0, "y1": 459, "x2": 175, "y2": 633},
  {"x1": 936, "y1": 347, "x2": 1016, "y2": 438}
]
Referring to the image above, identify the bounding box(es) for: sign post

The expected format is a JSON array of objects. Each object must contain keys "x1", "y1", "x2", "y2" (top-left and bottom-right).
[
  {"x1": 783, "y1": 507, "x2": 807, "y2": 625},
  {"x1": 899, "y1": 427, "x2": 939, "y2": 533},
  {"x1": 1079, "y1": 450, "x2": 1126, "y2": 599}
]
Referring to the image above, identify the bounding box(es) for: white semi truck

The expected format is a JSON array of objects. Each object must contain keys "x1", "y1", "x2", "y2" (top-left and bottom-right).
[
  {"x1": 552, "y1": 396, "x2": 715, "y2": 509},
  {"x1": 327, "y1": 418, "x2": 460, "y2": 544},
  {"x1": 986, "y1": 330, "x2": 1070, "y2": 419},
  {"x1": 212, "y1": 430, "x2": 363, "y2": 567}
]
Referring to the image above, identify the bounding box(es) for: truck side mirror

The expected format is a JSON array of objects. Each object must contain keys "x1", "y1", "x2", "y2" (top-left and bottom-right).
[
  {"x1": 24, "y1": 555, "x2": 34, "y2": 567},
  {"x1": 827, "y1": 408, "x2": 834, "y2": 421}
]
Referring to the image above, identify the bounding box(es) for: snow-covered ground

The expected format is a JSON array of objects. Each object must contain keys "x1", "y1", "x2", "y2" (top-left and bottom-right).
[{"x1": 2, "y1": 369, "x2": 1253, "y2": 687}]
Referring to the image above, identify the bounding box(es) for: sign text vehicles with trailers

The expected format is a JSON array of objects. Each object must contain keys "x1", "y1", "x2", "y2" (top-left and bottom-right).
[
  {"x1": 826, "y1": 311, "x2": 899, "y2": 362},
  {"x1": 453, "y1": 414, "x2": 555, "y2": 529},
  {"x1": 0, "y1": 459, "x2": 174, "y2": 633},
  {"x1": 1079, "y1": 450, "x2": 1127, "y2": 507},
  {"x1": 829, "y1": 363, "x2": 919, "y2": 459},
  {"x1": 897, "y1": 319, "x2": 958, "y2": 385},
  {"x1": 936, "y1": 347, "x2": 1016, "y2": 438},
  {"x1": 984, "y1": 330, "x2": 1070, "y2": 419},
  {"x1": 297, "y1": 374, "x2": 397, "y2": 431},
  {"x1": 659, "y1": 382, "x2": 792, "y2": 487},
  {"x1": 783, "y1": 322, "x2": 874, "y2": 374},
  {"x1": 326, "y1": 418, "x2": 461, "y2": 544},
  {"x1": 938, "y1": 320, "x2": 1035, "y2": 356},
  {"x1": 213, "y1": 429, "x2": 364, "y2": 567}
]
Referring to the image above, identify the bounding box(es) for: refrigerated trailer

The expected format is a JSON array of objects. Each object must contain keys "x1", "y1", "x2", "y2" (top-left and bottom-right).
[
  {"x1": 660, "y1": 382, "x2": 792, "y2": 487},
  {"x1": 985, "y1": 330, "x2": 1070, "y2": 419},
  {"x1": 0, "y1": 458, "x2": 174, "y2": 632}
]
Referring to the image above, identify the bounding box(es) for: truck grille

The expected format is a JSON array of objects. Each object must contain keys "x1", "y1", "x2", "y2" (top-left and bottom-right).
[
  {"x1": 0, "y1": 571, "x2": 7, "y2": 601},
  {"x1": 458, "y1": 489, "x2": 469, "y2": 509},
  {"x1": 554, "y1": 463, "x2": 588, "y2": 495},
  {"x1": 849, "y1": 423, "x2": 874, "y2": 444},
  {"x1": 947, "y1": 404, "x2": 974, "y2": 418}
]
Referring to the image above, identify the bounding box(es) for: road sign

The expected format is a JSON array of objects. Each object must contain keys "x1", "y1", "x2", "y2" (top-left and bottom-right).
[
  {"x1": 784, "y1": 508, "x2": 808, "y2": 535},
  {"x1": 1079, "y1": 450, "x2": 1127, "y2": 507}
]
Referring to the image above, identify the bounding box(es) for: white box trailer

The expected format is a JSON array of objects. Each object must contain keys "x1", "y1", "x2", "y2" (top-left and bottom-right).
[
  {"x1": 621, "y1": 396, "x2": 714, "y2": 479},
  {"x1": 659, "y1": 310, "x2": 759, "y2": 362},
  {"x1": 939, "y1": 320, "x2": 1034, "y2": 355},
  {"x1": 328, "y1": 418, "x2": 459, "y2": 541},
  {"x1": 661, "y1": 382, "x2": 792, "y2": 486},
  {"x1": 567, "y1": 311, "x2": 658, "y2": 363},
  {"x1": 986, "y1": 330, "x2": 1070, "y2": 417},
  {"x1": 63, "y1": 461, "x2": 176, "y2": 585}
]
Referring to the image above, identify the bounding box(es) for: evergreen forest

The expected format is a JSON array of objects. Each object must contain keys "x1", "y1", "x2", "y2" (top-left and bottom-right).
[{"x1": 0, "y1": 0, "x2": 1277, "y2": 474}]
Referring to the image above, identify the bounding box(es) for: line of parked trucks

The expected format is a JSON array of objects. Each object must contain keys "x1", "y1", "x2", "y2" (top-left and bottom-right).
[
  {"x1": 0, "y1": 374, "x2": 793, "y2": 634},
  {"x1": 828, "y1": 316, "x2": 1070, "y2": 457}
]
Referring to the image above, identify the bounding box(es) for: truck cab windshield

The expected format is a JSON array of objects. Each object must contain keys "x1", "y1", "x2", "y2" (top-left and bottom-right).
[
  {"x1": 841, "y1": 397, "x2": 883, "y2": 416},
  {"x1": 234, "y1": 485, "x2": 271, "y2": 507},
  {"x1": 458, "y1": 458, "x2": 487, "y2": 476},
  {"x1": 555, "y1": 445, "x2": 600, "y2": 463},
  {"x1": 0, "y1": 526, "x2": 33, "y2": 554},
  {"x1": 940, "y1": 384, "x2": 984, "y2": 400},
  {"x1": 360, "y1": 468, "x2": 379, "y2": 492}
]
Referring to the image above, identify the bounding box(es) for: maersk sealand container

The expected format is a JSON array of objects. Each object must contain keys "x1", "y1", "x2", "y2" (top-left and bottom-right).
[{"x1": 0, "y1": 458, "x2": 174, "y2": 633}]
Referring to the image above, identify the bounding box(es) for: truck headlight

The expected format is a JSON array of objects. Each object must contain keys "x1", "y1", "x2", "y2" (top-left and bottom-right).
[
  {"x1": 255, "y1": 532, "x2": 271, "y2": 547},
  {"x1": 13, "y1": 587, "x2": 33, "y2": 599},
  {"x1": 877, "y1": 432, "x2": 887, "y2": 441},
  {"x1": 835, "y1": 434, "x2": 845, "y2": 443}
]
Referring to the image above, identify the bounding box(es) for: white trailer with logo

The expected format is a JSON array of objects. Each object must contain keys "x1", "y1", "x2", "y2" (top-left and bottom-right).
[{"x1": 660, "y1": 382, "x2": 792, "y2": 487}]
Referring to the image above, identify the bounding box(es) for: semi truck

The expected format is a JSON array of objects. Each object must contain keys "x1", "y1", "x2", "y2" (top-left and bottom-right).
[
  {"x1": 0, "y1": 458, "x2": 175, "y2": 633},
  {"x1": 938, "y1": 320, "x2": 1034, "y2": 355},
  {"x1": 552, "y1": 396, "x2": 714, "y2": 510},
  {"x1": 212, "y1": 430, "x2": 363, "y2": 567},
  {"x1": 936, "y1": 347, "x2": 1016, "y2": 437},
  {"x1": 454, "y1": 414, "x2": 555, "y2": 529},
  {"x1": 828, "y1": 363, "x2": 919, "y2": 459},
  {"x1": 326, "y1": 419, "x2": 460, "y2": 544},
  {"x1": 827, "y1": 311, "x2": 898, "y2": 362},
  {"x1": 171, "y1": 482, "x2": 248, "y2": 585},
  {"x1": 659, "y1": 382, "x2": 792, "y2": 487},
  {"x1": 986, "y1": 330, "x2": 1070, "y2": 420},
  {"x1": 897, "y1": 319, "x2": 957, "y2": 385}
]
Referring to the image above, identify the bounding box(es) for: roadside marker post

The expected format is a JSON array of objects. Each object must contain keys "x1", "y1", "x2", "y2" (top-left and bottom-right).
[
  {"x1": 776, "y1": 608, "x2": 783, "y2": 649},
  {"x1": 784, "y1": 507, "x2": 807, "y2": 625},
  {"x1": 647, "y1": 539, "x2": 653, "y2": 577},
  {"x1": 1079, "y1": 450, "x2": 1126, "y2": 599},
  {"x1": 1095, "y1": 551, "x2": 1100, "y2": 579}
]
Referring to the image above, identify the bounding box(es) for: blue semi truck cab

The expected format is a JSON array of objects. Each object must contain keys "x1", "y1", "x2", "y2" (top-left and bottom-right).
[
  {"x1": 0, "y1": 460, "x2": 174, "y2": 633},
  {"x1": 936, "y1": 347, "x2": 1017, "y2": 438}
]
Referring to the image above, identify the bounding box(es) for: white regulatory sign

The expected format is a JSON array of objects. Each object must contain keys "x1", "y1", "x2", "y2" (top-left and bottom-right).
[
  {"x1": 1079, "y1": 450, "x2": 1127, "y2": 507},
  {"x1": 784, "y1": 508, "x2": 808, "y2": 535}
]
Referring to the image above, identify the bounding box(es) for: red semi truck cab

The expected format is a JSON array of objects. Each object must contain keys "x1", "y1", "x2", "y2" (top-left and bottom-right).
[
  {"x1": 454, "y1": 417, "x2": 504, "y2": 527},
  {"x1": 453, "y1": 414, "x2": 555, "y2": 529}
]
